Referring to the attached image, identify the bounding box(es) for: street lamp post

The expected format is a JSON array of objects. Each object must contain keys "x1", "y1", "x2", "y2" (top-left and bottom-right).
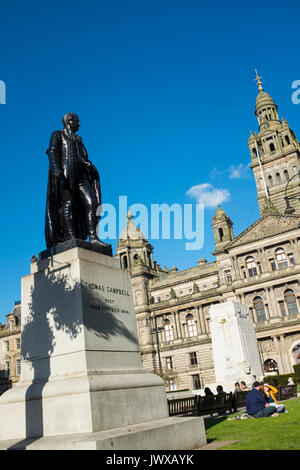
[
  {"x1": 284, "y1": 170, "x2": 300, "y2": 215},
  {"x1": 145, "y1": 312, "x2": 166, "y2": 377}
]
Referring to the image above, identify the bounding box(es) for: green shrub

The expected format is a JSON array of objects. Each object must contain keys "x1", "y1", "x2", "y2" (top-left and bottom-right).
[
  {"x1": 293, "y1": 364, "x2": 300, "y2": 378},
  {"x1": 263, "y1": 373, "x2": 294, "y2": 387}
]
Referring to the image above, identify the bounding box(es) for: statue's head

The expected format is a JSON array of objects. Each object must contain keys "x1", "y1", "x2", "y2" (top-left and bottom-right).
[{"x1": 62, "y1": 113, "x2": 80, "y2": 133}]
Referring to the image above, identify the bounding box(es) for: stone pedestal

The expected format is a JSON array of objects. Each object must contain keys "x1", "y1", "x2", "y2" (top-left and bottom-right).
[
  {"x1": 209, "y1": 301, "x2": 264, "y2": 391},
  {"x1": 0, "y1": 245, "x2": 206, "y2": 450}
]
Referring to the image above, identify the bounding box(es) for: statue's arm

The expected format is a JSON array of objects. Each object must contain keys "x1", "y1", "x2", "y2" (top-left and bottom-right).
[{"x1": 46, "y1": 131, "x2": 63, "y2": 177}]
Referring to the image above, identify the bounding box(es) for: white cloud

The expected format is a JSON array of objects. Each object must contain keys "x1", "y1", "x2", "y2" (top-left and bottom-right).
[
  {"x1": 209, "y1": 166, "x2": 222, "y2": 179},
  {"x1": 186, "y1": 183, "x2": 230, "y2": 208},
  {"x1": 228, "y1": 163, "x2": 251, "y2": 179}
]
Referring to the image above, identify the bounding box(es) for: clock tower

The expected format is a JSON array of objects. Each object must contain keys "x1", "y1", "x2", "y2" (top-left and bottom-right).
[{"x1": 248, "y1": 71, "x2": 300, "y2": 215}]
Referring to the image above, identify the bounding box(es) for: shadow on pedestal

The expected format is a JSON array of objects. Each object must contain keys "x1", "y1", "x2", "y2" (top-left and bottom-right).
[{"x1": 8, "y1": 262, "x2": 137, "y2": 450}]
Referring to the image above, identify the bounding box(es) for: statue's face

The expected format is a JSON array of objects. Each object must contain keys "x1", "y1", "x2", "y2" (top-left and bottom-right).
[
  {"x1": 68, "y1": 115, "x2": 80, "y2": 132},
  {"x1": 63, "y1": 113, "x2": 80, "y2": 133}
]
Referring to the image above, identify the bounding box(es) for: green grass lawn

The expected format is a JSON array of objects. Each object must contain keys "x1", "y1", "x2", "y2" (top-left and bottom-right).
[{"x1": 204, "y1": 398, "x2": 300, "y2": 450}]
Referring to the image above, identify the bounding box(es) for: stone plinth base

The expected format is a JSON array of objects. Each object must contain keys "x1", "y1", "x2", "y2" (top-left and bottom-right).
[
  {"x1": 0, "y1": 246, "x2": 206, "y2": 449},
  {"x1": 0, "y1": 417, "x2": 206, "y2": 450}
]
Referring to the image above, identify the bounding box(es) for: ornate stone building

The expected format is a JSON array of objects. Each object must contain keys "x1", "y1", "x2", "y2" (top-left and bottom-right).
[
  {"x1": 0, "y1": 302, "x2": 21, "y2": 394},
  {"x1": 116, "y1": 78, "x2": 300, "y2": 392}
]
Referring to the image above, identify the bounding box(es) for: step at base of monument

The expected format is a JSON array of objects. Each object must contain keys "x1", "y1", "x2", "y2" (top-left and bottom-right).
[{"x1": 0, "y1": 416, "x2": 206, "y2": 450}]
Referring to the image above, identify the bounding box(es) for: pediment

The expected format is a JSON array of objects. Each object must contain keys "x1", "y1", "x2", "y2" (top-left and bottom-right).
[{"x1": 227, "y1": 214, "x2": 300, "y2": 249}]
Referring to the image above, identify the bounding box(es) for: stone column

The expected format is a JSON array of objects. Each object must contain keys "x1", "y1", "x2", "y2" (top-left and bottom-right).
[
  {"x1": 173, "y1": 311, "x2": 179, "y2": 339},
  {"x1": 176, "y1": 311, "x2": 183, "y2": 339},
  {"x1": 272, "y1": 336, "x2": 285, "y2": 374},
  {"x1": 259, "y1": 248, "x2": 268, "y2": 273},
  {"x1": 230, "y1": 256, "x2": 240, "y2": 281},
  {"x1": 196, "y1": 305, "x2": 204, "y2": 335},
  {"x1": 266, "y1": 287, "x2": 279, "y2": 322},
  {"x1": 280, "y1": 335, "x2": 293, "y2": 373}
]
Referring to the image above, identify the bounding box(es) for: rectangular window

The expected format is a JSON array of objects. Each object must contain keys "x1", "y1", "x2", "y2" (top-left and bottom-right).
[
  {"x1": 279, "y1": 301, "x2": 286, "y2": 317},
  {"x1": 189, "y1": 352, "x2": 198, "y2": 366},
  {"x1": 5, "y1": 341, "x2": 9, "y2": 352},
  {"x1": 166, "y1": 293, "x2": 170, "y2": 300},
  {"x1": 179, "y1": 291, "x2": 184, "y2": 296},
  {"x1": 157, "y1": 297, "x2": 161, "y2": 303},
  {"x1": 270, "y1": 259, "x2": 276, "y2": 271},
  {"x1": 164, "y1": 324, "x2": 174, "y2": 342},
  {"x1": 192, "y1": 374, "x2": 201, "y2": 390},
  {"x1": 189, "y1": 288, "x2": 193, "y2": 294},
  {"x1": 257, "y1": 262, "x2": 262, "y2": 274},
  {"x1": 165, "y1": 356, "x2": 173, "y2": 369},
  {"x1": 288, "y1": 253, "x2": 295, "y2": 266},
  {"x1": 16, "y1": 338, "x2": 20, "y2": 350},
  {"x1": 16, "y1": 359, "x2": 21, "y2": 376},
  {"x1": 168, "y1": 380, "x2": 176, "y2": 391},
  {"x1": 203, "y1": 285, "x2": 207, "y2": 291},
  {"x1": 9, "y1": 320, "x2": 14, "y2": 332},
  {"x1": 224, "y1": 270, "x2": 232, "y2": 284}
]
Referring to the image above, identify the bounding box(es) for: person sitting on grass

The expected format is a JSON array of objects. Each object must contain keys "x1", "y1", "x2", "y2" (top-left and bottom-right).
[
  {"x1": 263, "y1": 382, "x2": 287, "y2": 413},
  {"x1": 246, "y1": 381, "x2": 278, "y2": 418}
]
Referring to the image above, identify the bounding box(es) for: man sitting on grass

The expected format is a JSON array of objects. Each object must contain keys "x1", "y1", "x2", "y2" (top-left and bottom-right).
[{"x1": 246, "y1": 381, "x2": 278, "y2": 418}]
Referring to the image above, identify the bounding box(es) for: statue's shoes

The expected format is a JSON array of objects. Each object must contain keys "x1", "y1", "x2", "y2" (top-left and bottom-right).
[{"x1": 89, "y1": 237, "x2": 110, "y2": 247}]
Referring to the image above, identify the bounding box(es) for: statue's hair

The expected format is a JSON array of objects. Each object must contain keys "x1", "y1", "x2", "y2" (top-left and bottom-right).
[{"x1": 62, "y1": 113, "x2": 79, "y2": 127}]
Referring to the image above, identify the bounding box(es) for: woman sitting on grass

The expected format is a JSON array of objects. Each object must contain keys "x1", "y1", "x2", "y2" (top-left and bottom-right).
[{"x1": 263, "y1": 382, "x2": 288, "y2": 413}]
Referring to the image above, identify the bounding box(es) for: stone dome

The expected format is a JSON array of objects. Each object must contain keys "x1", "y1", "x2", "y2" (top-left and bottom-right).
[
  {"x1": 214, "y1": 205, "x2": 227, "y2": 221},
  {"x1": 119, "y1": 209, "x2": 148, "y2": 241},
  {"x1": 255, "y1": 90, "x2": 277, "y2": 111}
]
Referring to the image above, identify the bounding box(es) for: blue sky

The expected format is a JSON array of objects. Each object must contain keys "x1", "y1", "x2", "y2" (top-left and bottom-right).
[{"x1": 1, "y1": 0, "x2": 300, "y2": 322}]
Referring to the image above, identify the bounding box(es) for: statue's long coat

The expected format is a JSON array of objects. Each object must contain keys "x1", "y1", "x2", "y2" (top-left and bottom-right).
[{"x1": 45, "y1": 130, "x2": 101, "y2": 248}]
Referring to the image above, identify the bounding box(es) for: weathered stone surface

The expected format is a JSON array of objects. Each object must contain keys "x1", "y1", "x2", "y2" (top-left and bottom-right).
[
  {"x1": 0, "y1": 246, "x2": 206, "y2": 450},
  {"x1": 209, "y1": 301, "x2": 264, "y2": 390}
]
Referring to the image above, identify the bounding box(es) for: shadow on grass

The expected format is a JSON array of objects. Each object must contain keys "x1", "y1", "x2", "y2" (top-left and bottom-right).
[{"x1": 204, "y1": 415, "x2": 229, "y2": 431}]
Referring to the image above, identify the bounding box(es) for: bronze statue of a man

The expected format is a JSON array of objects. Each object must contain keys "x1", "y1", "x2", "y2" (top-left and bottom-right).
[{"x1": 45, "y1": 113, "x2": 105, "y2": 248}]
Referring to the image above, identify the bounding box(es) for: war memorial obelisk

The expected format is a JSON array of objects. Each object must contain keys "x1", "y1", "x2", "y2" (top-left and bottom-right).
[{"x1": 0, "y1": 114, "x2": 206, "y2": 450}]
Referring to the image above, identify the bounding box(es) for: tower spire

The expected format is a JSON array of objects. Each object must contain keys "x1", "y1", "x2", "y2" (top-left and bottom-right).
[{"x1": 254, "y1": 69, "x2": 263, "y2": 92}]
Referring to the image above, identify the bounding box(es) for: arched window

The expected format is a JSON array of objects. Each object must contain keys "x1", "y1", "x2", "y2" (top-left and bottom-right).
[
  {"x1": 246, "y1": 256, "x2": 257, "y2": 277},
  {"x1": 268, "y1": 175, "x2": 273, "y2": 187},
  {"x1": 284, "y1": 289, "x2": 298, "y2": 317},
  {"x1": 185, "y1": 314, "x2": 197, "y2": 338},
  {"x1": 252, "y1": 147, "x2": 257, "y2": 157},
  {"x1": 163, "y1": 320, "x2": 174, "y2": 342},
  {"x1": 219, "y1": 227, "x2": 224, "y2": 242},
  {"x1": 269, "y1": 143, "x2": 275, "y2": 152},
  {"x1": 122, "y1": 255, "x2": 128, "y2": 270},
  {"x1": 276, "y1": 172, "x2": 281, "y2": 184},
  {"x1": 292, "y1": 344, "x2": 300, "y2": 364},
  {"x1": 275, "y1": 248, "x2": 288, "y2": 269},
  {"x1": 284, "y1": 169, "x2": 289, "y2": 182},
  {"x1": 263, "y1": 359, "x2": 278, "y2": 373},
  {"x1": 253, "y1": 296, "x2": 266, "y2": 322}
]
